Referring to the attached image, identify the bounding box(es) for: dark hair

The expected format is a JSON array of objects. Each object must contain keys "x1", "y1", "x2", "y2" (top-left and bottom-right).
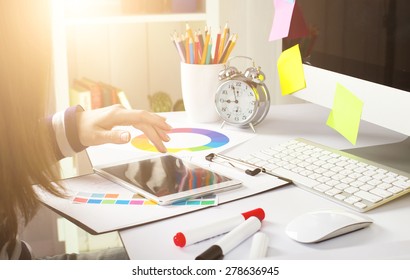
[{"x1": 0, "y1": 0, "x2": 64, "y2": 256}]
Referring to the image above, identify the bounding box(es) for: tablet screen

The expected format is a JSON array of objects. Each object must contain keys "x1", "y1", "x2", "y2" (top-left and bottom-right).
[{"x1": 98, "y1": 155, "x2": 234, "y2": 198}]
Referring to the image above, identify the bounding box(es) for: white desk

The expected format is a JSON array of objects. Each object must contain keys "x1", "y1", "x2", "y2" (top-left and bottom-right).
[{"x1": 102, "y1": 103, "x2": 410, "y2": 260}]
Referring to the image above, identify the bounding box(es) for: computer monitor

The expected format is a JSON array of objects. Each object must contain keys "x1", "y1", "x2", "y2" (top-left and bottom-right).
[{"x1": 283, "y1": 0, "x2": 410, "y2": 172}]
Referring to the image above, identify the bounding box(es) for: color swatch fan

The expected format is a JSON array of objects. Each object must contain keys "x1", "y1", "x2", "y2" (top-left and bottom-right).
[{"x1": 131, "y1": 128, "x2": 230, "y2": 153}]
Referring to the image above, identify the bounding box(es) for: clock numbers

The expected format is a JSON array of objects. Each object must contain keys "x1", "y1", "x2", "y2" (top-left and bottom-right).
[{"x1": 216, "y1": 80, "x2": 257, "y2": 124}]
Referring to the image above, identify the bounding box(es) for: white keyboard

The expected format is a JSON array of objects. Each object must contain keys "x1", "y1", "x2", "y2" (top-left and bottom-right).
[{"x1": 240, "y1": 138, "x2": 410, "y2": 212}]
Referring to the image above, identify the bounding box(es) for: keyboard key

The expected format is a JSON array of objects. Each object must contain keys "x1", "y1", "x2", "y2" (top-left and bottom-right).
[
  {"x1": 393, "y1": 180, "x2": 410, "y2": 190},
  {"x1": 387, "y1": 186, "x2": 403, "y2": 194},
  {"x1": 344, "y1": 196, "x2": 361, "y2": 204},
  {"x1": 376, "y1": 168, "x2": 388, "y2": 174},
  {"x1": 314, "y1": 184, "x2": 332, "y2": 193},
  {"x1": 363, "y1": 170, "x2": 377, "y2": 177},
  {"x1": 317, "y1": 176, "x2": 331, "y2": 183},
  {"x1": 372, "y1": 173, "x2": 387, "y2": 180},
  {"x1": 350, "y1": 181, "x2": 364, "y2": 188},
  {"x1": 359, "y1": 184, "x2": 374, "y2": 191},
  {"x1": 383, "y1": 176, "x2": 398, "y2": 184},
  {"x1": 345, "y1": 187, "x2": 360, "y2": 194},
  {"x1": 252, "y1": 152, "x2": 272, "y2": 161},
  {"x1": 340, "y1": 169, "x2": 353, "y2": 176},
  {"x1": 250, "y1": 138, "x2": 410, "y2": 213},
  {"x1": 355, "y1": 191, "x2": 383, "y2": 203},
  {"x1": 308, "y1": 173, "x2": 321, "y2": 180},
  {"x1": 314, "y1": 167, "x2": 326, "y2": 174},
  {"x1": 358, "y1": 176, "x2": 372, "y2": 183},
  {"x1": 274, "y1": 167, "x2": 319, "y2": 188},
  {"x1": 336, "y1": 161, "x2": 349, "y2": 167},
  {"x1": 370, "y1": 188, "x2": 393, "y2": 199},
  {"x1": 299, "y1": 170, "x2": 313, "y2": 177},
  {"x1": 323, "y1": 171, "x2": 336, "y2": 177},
  {"x1": 348, "y1": 172, "x2": 362, "y2": 179},
  {"x1": 341, "y1": 177, "x2": 355, "y2": 184},
  {"x1": 332, "y1": 174, "x2": 346, "y2": 181},
  {"x1": 354, "y1": 202, "x2": 367, "y2": 209},
  {"x1": 325, "y1": 188, "x2": 342, "y2": 196},
  {"x1": 335, "y1": 194, "x2": 346, "y2": 200},
  {"x1": 377, "y1": 182, "x2": 393, "y2": 190},
  {"x1": 326, "y1": 180, "x2": 339, "y2": 187},
  {"x1": 368, "y1": 179, "x2": 382, "y2": 186},
  {"x1": 335, "y1": 183, "x2": 349, "y2": 190}
]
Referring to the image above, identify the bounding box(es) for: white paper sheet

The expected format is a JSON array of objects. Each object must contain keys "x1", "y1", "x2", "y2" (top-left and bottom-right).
[{"x1": 38, "y1": 160, "x2": 289, "y2": 234}]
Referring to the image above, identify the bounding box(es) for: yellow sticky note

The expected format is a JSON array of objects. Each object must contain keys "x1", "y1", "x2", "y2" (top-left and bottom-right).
[
  {"x1": 326, "y1": 83, "x2": 364, "y2": 145},
  {"x1": 277, "y1": 44, "x2": 306, "y2": 95}
]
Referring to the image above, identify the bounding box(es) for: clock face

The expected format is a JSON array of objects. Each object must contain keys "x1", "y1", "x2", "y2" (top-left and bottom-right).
[{"x1": 215, "y1": 79, "x2": 257, "y2": 124}]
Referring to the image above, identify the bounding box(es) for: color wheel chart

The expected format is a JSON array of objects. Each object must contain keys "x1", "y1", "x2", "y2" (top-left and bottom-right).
[
  {"x1": 72, "y1": 192, "x2": 218, "y2": 206},
  {"x1": 131, "y1": 128, "x2": 230, "y2": 153}
]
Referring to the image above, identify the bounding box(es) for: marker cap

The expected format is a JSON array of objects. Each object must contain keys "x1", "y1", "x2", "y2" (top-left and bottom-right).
[
  {"x1": 242, "y1": 208, "x2": 265, "y2": 221},
  {"x1": 249, "y1": 232, "x2": 269, "y2": 259},
  {"x1": 173, "y1": 232, "x2": 186, "y2": 247},
  {"x1": 195, "y1": 245, "x2": 223, "y2": 260}
]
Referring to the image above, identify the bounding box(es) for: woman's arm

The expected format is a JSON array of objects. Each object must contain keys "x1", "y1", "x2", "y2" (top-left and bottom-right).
[{"x1": 47, "y1": 105, "x2": 171, "y2": 160}]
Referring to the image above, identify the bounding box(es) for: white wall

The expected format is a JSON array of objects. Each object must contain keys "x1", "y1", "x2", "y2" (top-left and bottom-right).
[{"x1": 216, "y1": 0, "x2": 300, "y2": 105}]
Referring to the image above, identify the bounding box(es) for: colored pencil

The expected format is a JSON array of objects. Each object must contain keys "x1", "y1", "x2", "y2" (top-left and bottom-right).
[
  {"x1": 221, "y1": 34, "x2": 237, "y2": 63},
  {"x1": 213, "y1": 28, "x2": 221, "y2": 64},
  {"x1": 205, "y1": 38, "x2": 213, "y2": 65},
  {"x1": 171, "y1": 23, "x2": 237, "y2": 65},
  {"x1": 218, "y1": 34, "x2": 233, "y2": 64},
  {"x1": 197, "y1": 29, "x2": 204, "y2": 51},
  {"x1": 177, "y1": 34, "x2": 186, "y2": 62},
  {"x1": 200, "y1": 28, "x2": 211, "y2": 64},
  {"x1": 218, "y1": 23, "x2": 229, "y2": 63},
  {"x1": 189, "y1": 38, "x2": 194, "y2": 64},
  {"x1": 194, "y1": 34, "x2": 201, "y2": 64},
  {"x1": 172, "y1": 34, "x2": 185, "y2": 63},
  {"x1": 185, "y1": 22, "x2": 194, "y2": 41}
]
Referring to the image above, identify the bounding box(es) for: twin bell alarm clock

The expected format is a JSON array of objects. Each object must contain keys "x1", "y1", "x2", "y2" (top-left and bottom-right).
[{"x1": 214, "y1": 56, "x2": 270, "y2": 132}]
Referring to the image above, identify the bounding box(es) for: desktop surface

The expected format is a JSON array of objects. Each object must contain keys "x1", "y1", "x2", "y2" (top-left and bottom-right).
[{"x1": 114, "y1": 103, "x2": 410, "y2": 260}]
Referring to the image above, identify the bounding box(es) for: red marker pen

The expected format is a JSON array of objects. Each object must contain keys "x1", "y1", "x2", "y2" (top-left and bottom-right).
[{"x1": 173, "y1": 208, "x2": 265, "y2": 247}]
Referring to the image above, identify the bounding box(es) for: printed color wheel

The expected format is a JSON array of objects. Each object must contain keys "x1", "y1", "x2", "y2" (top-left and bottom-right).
[{"x1": 131, "y1": 128, "x2": 230, "y2": 152}]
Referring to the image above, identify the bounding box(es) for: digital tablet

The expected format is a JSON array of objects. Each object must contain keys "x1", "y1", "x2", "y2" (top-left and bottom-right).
[{"x1": 93, "y1": 154, "x2": 242, "y2": 205}]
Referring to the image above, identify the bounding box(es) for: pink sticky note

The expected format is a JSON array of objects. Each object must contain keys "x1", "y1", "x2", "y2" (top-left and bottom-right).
[{"x1": 269, "y1": 0, "x2": 296, "y2": 41}]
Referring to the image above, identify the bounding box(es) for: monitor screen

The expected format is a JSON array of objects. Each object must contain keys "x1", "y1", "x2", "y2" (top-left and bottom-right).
[
  {"x1": 283, "y1": 0, "x2": 410, "y2": 137},
  {"x1": 284, "y1": 0, "x2": 410, "y2": 92}
]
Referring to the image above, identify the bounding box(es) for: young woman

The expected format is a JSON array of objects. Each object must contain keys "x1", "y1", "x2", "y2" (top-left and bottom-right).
[{"x1": 0, "y1": 0, "x2": 171, "y2": 259}]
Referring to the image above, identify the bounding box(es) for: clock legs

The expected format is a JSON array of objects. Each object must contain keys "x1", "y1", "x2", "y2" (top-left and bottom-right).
[{"x1": 220, "y1": 120, "x2": 256, "y2": 133}]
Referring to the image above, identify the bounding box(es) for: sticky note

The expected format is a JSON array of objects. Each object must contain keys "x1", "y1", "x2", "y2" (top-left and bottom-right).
[
  {"x1": 326, "y1": 83, "x2": 364, "y2": 145},
  {"x1": 269, "y1": 0, "x2": 296, "y2": 41},
  {"x1": 277, "y1": 44, "x2": 306, "y2": 95}
]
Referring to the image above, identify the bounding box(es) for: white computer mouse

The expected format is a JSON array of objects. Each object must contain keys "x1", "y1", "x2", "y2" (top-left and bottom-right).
[{"x1": 285, "y1": 209, "x2": 373, "y2": 243}]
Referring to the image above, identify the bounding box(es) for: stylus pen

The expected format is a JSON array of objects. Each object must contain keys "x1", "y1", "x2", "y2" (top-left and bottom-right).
[
  {"x1": 195, "y1": 216, "x2": 262, "y2": 260},
  {"x1": 173, "y1": 208, "x2": 265, "y2": 248},
  {"x1": 205, "y1": 153, "x2": 293, "y2": 183}
]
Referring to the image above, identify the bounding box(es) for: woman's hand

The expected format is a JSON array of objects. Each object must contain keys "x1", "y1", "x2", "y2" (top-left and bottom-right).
[{"x1": 76, "y1": 104, "x2": 172, "y2": 153}]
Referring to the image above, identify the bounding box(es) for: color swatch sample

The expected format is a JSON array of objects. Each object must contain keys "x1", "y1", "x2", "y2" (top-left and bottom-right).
[
  {"x1": 326, "y1": 83, "x2": 364, "y2": 145},
  {"x1": 277, "y1": 44, "x2": 306, "y2": 95},
  {"x1": 72, "y1": 192, "x2": 218, "y2": 206},
  {"x1": 131, "y1": 128, "x2": 230, "y2": 153}
]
